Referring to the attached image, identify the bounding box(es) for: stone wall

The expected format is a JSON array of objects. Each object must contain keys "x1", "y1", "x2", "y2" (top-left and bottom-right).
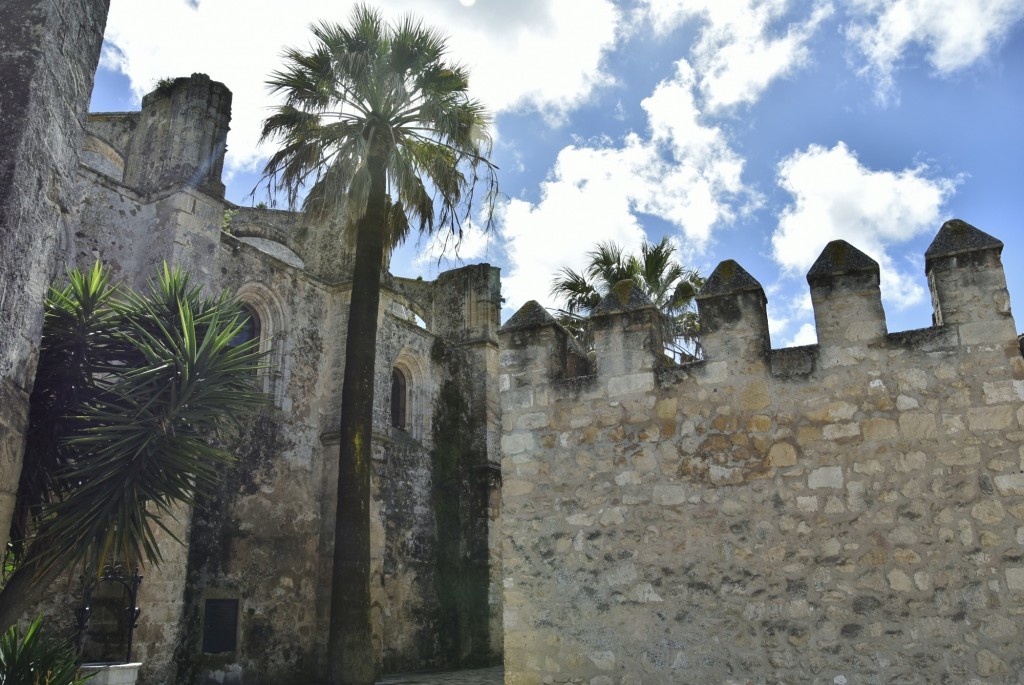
[
  {"x1": 499, "y1": 221, "x2": 1024, "y2": 684},
  {"x1": 28, "y1": 71, "x2": 505, "y2": 684},
  {"x1": 0, "y1": 0, "x2": 110, "y2": 558},
  {"x1": 53, "y1": 78, "x2": 235, "y2": 683}
]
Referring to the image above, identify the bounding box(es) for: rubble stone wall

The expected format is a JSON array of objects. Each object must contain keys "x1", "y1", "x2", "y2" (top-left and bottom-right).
[{"x1": 500, "y1": 222, "x2": 1024, "y2": 685}]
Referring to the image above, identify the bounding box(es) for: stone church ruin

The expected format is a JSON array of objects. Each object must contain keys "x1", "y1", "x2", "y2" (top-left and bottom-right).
[
  {"x1": 3, "y1": 3, "x2": 1024, "y2": 684},
  {"x1": 72, "y1": 74, "x2": 504, "y2": 682}
]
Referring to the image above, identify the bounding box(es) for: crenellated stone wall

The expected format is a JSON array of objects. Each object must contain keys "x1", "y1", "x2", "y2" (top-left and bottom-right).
[{"x1": 499, "y1": 220, "x2": 1024, "y2": 685}]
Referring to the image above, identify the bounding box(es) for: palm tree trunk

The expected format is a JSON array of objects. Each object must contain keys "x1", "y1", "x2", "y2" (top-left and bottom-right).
[{"x1": 327, "y1": 155, "x2": 388, "y2": 685}]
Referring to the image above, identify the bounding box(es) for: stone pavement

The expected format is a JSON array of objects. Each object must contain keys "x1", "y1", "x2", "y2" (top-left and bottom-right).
[{"x1": 377, "y1": 666, "x2": 503, "y2": 684}]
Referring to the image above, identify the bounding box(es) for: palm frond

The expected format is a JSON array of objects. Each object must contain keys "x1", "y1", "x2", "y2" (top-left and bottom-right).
[
  {"x1": 549, "y1": 238, "x2": 705, "y2": 360},
  {"x1": 550, "y1": 267, "x2": 601, "y2": 315},
  {"x1": 257, "y1": 2, "x2": 499, "y2": 247}
]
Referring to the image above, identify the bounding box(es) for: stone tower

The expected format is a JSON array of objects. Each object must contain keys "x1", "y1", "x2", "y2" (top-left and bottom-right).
[{"x1": 123, "y1": 73, "x2": 232, "y2": 198}]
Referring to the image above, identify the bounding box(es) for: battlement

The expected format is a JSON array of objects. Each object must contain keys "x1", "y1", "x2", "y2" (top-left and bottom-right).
[
  {"x1": 501, "y1": 220, "x2": 1017, "y2": 390},
  {"x1": 499, "y1": 219, "x2": 1024, "y2": 684}
]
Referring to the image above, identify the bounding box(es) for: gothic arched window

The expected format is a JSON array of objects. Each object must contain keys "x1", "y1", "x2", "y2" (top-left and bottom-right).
[
  {"x1": 233, "y1": 283, "x2": 288, "y2": 407},
  {"x1": 391, "y1": 368, "x2": 408, "y2": 429},
  {"x1": 230, "y1": 305, "x2": 261, "y2": 349}
]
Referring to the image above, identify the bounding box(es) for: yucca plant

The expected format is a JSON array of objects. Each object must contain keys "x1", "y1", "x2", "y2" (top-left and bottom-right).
[
  {"x1": 0, "y1": 262, "x2": 266, "y2": 633},
  {"x1": 0, "y1": 616, "x2": 92, "y2": 685}
]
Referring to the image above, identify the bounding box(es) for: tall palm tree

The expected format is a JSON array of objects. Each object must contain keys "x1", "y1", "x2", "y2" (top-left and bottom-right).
[
  {"x1": 259, "y1": 7, "x2": 496, "y2": 683},
  {"x1": 0, "y1": 262, "x2": 264, "y2": 633},
  {"x1": 551, "y1": 237, "x2": 705, "y2": 360}
]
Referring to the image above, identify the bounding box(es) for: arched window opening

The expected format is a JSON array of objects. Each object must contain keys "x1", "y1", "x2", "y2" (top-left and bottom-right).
[
  {"x1": 233, "y1": 283, "x2": 288, "y2": 408},
  {"x1": 229, "y1": 305, "x2": 261, "y2": 349},
  {"x1": 391, "y1": 368, "x2": 408, "y2": 429}
]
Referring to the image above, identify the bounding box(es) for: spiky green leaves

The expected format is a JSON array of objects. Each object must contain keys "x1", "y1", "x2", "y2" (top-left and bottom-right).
[
  {"x1": 0, "y1": 615, "x2": 88, "y2": 685},
  {"x1": 14, "y1": 262, "x2": 266, "y2": 580},
  {"x1": 550, "y1": 238, "x2": 706, "y2": 361}
]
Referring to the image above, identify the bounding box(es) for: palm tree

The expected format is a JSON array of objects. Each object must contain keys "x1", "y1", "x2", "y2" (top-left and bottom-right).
[
  {"x1": 0, "y1": 262, "x2": 264, "y2": 633},
  {"x1": 258, "y1": 7, "x2": 496, "y2": 683},
  {"x1": 551, "y1": 237, "x2": 705, "y2": 360}
]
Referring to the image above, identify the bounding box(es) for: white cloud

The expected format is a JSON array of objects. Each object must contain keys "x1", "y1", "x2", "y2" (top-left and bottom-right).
[
  {"x1": 846, "y1": 0, "x2": 1024, "y2": 102},
  {"x1": 772, "y1": 141, "x2": 959, "y2": 310},
  {"x1": 639, "y1": 0, "x2": 834, "y2": 110},
  {"x1": 639, "y1": 61, "x2": 750, "y2": 244},
  {"x1": 458, "y1": 2, "x2": 621, "y2": 122},
  {"x1": 786, "y1": 322, "x2": 818, "y2": 347},
  {"x1": 498, "y1": 60, "x2": 752, "y2": 312},
  {"x1": 100, "y1": 0, "x2": 622, "y2": 174},
  {"x1": 498, "y1": 141, "x2": 652, "y2": 313},
  {"x1": 412, "y1": 222, "x2": 492, "y2": 269}
]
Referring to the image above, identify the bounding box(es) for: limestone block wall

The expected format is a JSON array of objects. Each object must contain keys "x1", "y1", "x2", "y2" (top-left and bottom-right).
[
  {"x1": 372, "y1": 307, "x2": 446, "y2": 673},
  {"x1": 85, "y1": 112, "x2": 139, "y2": 161},
  {"x1": 500, "y1": 220, "x2": 1024, "y2": 685},
  {"x1": 123, "y1": 74, "x2": 231, "y2": 199},
  {"x1": 431, "y1": 265, "x2": 505, "y2": 664},
  {"x1": 316, "y1": 266, "x2": 504, "y2": 674}
]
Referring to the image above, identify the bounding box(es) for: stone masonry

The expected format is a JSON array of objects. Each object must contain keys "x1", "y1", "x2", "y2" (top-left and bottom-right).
[
  {"x1": 0, "y1": 0, "x2": 110, "y2": 560},
  {"x1": 18, "y1": 74, "x2": 503, "y2": 685},
  {"x1": 6, "y1": 9, "x2": 1024, "y2": 684},
  {"x1": 499, "y1": 221, "x2": 1024, "y2": 684}
]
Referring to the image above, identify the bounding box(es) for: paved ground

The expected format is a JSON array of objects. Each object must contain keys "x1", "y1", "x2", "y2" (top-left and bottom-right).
[{"x1": 377, "y1": 666, "x2": 503, "y2": 684}]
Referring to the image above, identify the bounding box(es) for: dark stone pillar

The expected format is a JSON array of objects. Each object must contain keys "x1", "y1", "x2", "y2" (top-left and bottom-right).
[{"x1": 0, "y1": 0, "x2": 111, "y2": 553}]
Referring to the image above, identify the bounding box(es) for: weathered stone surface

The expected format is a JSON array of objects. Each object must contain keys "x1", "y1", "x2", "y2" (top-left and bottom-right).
[
  {"x1": 0, "y1": 0, "x2": 111, "y2": 558},
  {"x1": 501, "y1": 222, "x2": 1024, "y2": 685},
  {"x1": 924, "y1": 219, "x2": 1002, "y2": 264},
  {"x1": 19, "y1": 68, "x2": 504, "y2": 685}
]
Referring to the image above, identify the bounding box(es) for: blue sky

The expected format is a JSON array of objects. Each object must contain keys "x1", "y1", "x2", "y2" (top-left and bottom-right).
[{"x1": 90, "y1": 0, "x2": 1024, "y2": 345}]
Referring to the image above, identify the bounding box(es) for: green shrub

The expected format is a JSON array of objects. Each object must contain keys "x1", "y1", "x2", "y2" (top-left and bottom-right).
[{"x1": 0, "y1": 616, "x2": 92, "y2": 685}]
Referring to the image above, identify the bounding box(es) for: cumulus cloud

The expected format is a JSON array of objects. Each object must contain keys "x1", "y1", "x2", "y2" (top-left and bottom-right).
[
  {"x1": 412, "y1": 222, "x2": 493, "y2": 269},
  {"x1": 99, "y1": 0, "x2": 621, "y2": 174},
  {"x1": 639, "y1": 61, "x2": 753, "y2": 242},
  {"x1": 846, "y1": 0, "x2": 1024, "y2": 102},
  {"x1": 772, "y1": 141, "x2": 959, "y2": 310},
  {"x1": 786, "y1": 322, "x2": 818, "y2": 347},
  {"x1": 498, "y1": 140, "x2": 653, "y2": 313},
  {"x1": 639, "y1": 0, "x2": 834, "y2": 110},
  {"x1": 498, "y1": 60, "x2": 751, "y2": 311}
]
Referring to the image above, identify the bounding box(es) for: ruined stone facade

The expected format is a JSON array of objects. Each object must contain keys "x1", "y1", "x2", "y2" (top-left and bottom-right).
[
  {"x1": 28, "y1": 74, "x2": 503, "y2": 684},
  {"x1": 499, "y1": 222, "x2": 1024, "y2": 684},
  {"x1": 6, "y1": 11, "x2": 1024, "y2": 685}
]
